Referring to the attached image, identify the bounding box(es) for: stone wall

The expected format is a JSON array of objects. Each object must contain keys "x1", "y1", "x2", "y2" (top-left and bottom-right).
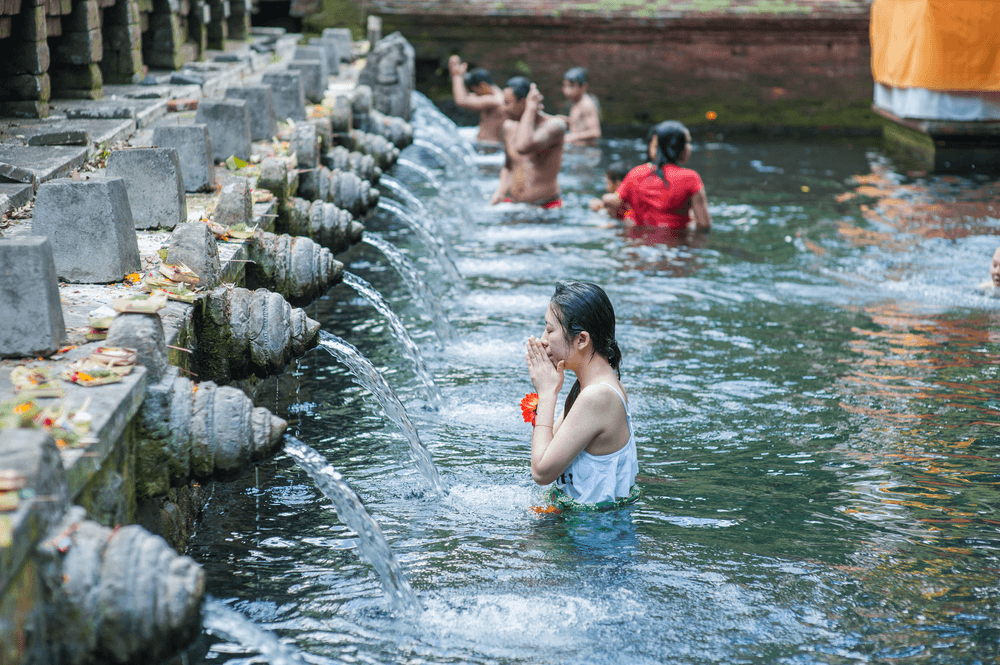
[
  {"x1": 373, "y1": 0, "x2": 876, "y2": 131},
  {"x1": 0, "y1": 0, "x2": 244, "y2": 117}
]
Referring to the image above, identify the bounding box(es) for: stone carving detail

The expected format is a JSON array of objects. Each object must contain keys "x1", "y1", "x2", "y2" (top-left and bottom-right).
[
  {"x1": 138, "y1": 369, "x2": 288, "y2": 493},
  {"x1": 297, "y1": 166, "x2": 379, "y2": 217},
  {"x1": 36, "y1": 506, "x2": 205, "y2": 665},
  {"x1": 324, "y1": 145, "x2": 381, "y2": 183},
  {"x1": 357, "y1": 32, "x2": 415, "y2": 120},
  {"x1": 339, "y1": 129, "x2": 401, "y2": 171},
  {"x1": 200, "y1": 286, "x2": 322, "y2": 380},
  {"x1": 247, "y1": 231, "x2": 345, "y2": 305},
  {"x1": 345, "y1": 87, "x2": 413, "y2": 149},
  {"x1": 326, "y1": 167, "x2": 379, "y2": 216},
  {"x1": 366, "y1": 109, "x2": 414, "y2": 149}
]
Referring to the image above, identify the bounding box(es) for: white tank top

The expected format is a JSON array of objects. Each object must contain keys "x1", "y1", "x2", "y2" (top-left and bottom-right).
[{"x1": 556, "y1": 382, "x2": 639, "y2": 504}]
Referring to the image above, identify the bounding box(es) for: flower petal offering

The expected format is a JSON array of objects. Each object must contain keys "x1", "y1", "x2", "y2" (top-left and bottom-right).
[{"x1": 520, "y1": 392, "x2": 538, "y2": 425}]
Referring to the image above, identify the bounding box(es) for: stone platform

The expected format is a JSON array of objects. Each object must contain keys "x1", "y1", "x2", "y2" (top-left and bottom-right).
[{"x1": 0, "y1": 28, "x2": 405, "y2": 663}]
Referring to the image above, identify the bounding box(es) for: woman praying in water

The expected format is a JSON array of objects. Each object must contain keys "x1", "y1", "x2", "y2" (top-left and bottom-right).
[
  {"x1": 602, "y1": 120, "x2": 712, "y2": 233},
  {"x1": 525, "y1": 281, "x2": 640, "y2": 510}
]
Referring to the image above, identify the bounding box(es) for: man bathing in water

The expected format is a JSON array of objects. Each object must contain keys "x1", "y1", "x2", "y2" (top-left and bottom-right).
[
  {"x1": 448, "y1": 55, "x2": 505, "y2": 144},
  {"x1": 489, "y1": 76, "x2": 567, "y2": 207},
  {"x1": 561, "y1": 67, "x2": 601, "y2": 146}
]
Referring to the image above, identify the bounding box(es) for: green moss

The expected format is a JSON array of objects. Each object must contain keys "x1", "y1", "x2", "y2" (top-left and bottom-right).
[
  {"x1": 602, "y1": 95, "x2": 880, "y2": 132},
  {"x1": 301, "y1": 0, "x2": 364, "y2": 37}
]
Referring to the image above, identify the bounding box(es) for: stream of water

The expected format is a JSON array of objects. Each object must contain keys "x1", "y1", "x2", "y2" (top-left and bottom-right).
[{"x1": 186, "y1": 108, "x2": 1000, "y2": 663}]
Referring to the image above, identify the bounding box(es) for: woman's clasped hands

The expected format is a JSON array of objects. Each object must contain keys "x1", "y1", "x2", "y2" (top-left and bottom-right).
[{"x1": 525, "y1": 336, "x2": 564, "y2": 396}]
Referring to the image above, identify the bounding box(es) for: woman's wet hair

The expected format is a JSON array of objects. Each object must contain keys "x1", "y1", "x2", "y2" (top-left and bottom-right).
[
  {"x1": 563, "y1": 67, "x2": 588, "y2": 85},
  {"x1": 647, "y1": 120, "x2": 689, "y2": 186},
  {"x1": 464, "y1": 68, "x2": 494, "y2": 88},
  {"x1": 505, "y1": 76, "x2": 532, "y2": 101},
  {"x1": 605, "y1": 161, "x2": 630, "y2": 183},
  {"x1": 549, "y1": 280, "x2": 622, "y2": 415}
]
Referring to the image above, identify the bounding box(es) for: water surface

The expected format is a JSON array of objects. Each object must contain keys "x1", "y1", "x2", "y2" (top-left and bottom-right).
[{"x1": 186, "y1": 127, "x2": 1000, "y2": 664}]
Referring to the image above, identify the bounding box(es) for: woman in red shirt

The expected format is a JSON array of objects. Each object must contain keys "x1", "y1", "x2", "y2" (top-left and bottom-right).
[{"x1": 602, "y1": 120, "x2": 711, "y2": 233}]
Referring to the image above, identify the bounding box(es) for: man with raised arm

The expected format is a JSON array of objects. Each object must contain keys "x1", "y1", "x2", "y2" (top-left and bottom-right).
[
  {"x1": 561, "y1": 67, "x2": 601, "y2": 146},
  {"x1": 449, "y1": 55, "x2": 505, "y2": 145},
  {"x1": 490, "y1": 77, "x2": 567, "y2": 207}
]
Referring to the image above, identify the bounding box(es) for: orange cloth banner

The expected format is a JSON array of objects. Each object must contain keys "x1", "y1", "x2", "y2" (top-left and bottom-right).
[{"x1": 871, "y1": 0, "x2": 1000, "y2": 91}]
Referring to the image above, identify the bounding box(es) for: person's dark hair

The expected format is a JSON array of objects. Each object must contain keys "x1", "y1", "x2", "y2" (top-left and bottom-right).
[
  {"x1": 605, "y1": 161, "x2": 629, "y2": 183},
  {"x1": 464, "y1": 67, "x2": 493, "y2": 89},
  {"x1": 647, "y1": 120, "x2": 689, "y2": 187},
  {"x1": 549, "y1": 280, "x2": 622, "y2": 415},
  {"x1": 505, "y1": 76, "x2": 531, "y2": 101},
  {"x1": 563, "y1": 67, "x2": 588, "y2": 85}
]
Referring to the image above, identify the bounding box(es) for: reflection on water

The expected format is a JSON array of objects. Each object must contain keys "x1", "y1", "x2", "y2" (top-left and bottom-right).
[{"x1": 186, "y1": 128, "x2": 1000, "y2": 664}]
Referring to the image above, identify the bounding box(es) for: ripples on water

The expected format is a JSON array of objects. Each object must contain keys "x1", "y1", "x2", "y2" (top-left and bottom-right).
[{"x1": 185, "y1": 128, "x2": 1000, "y2": 664}]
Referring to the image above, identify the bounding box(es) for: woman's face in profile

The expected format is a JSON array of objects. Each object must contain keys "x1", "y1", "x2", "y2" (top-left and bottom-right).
[
  {"x1": 647, "y1": 135, "x2": 658, "y2": 162},
  {"x1": 541, "y1": 304, "x2": 571, "y2": 365}
]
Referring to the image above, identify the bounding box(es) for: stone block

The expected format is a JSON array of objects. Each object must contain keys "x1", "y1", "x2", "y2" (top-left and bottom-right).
[
  {"x1": 212, "y1": 176, "x2": 252, "y2": 227},
  {"x1": 0, "y1": 183, "x2": 34, "y2": 213},
  {"x1": 152, "y1": 124, "x2": 215, "y2": 192},
  {"x1": 106, "y1": 147, "x2": 186, "y2": 230},
  {"x1": 25, "y1": 129, "x2": 89, "y2": 146},
  {"x1": 166, "y1": 222, "x2": 221, "y2": 289},
  {"x1": 12, "y1": 5, "x2": 47, "y2": 42},
  {"x1": 51, "y1": 28, "x2": 103, "y2": 65},
  {"x1": 63, "y1": 0, "x2": 100, "y2": 32},
  {"x1": 286, "y1": 60, "x2": 326, "y2": 104},
  {"x1": 366, "y1": 15, "x2": 381, "y2": 45},
  {"x1": 291, "y1": 122, "x2": 319, "y2": 169},
  {"x1": 0, "y1": 144, "x2": 86, "y2": 184},
  {"x1": 49, "y1": 63, "x2": 102, "y2": 94},
  {"x1": 224, "y1": 85, "x2": 277, "y2": 141},
  {"x1": 194, "y1": 98, "x2": 251, "y2": 163},
  {"x1": 308, "y1": 37, "x2": 339, "y2": 76},
  {"x1": 1, "y1": 73, "x2": 49, "y2": 101},
  {"x1": 31, "y1": 177, "x2": 141, "y2": 283},
  {"x1": 358, "y1": 31, "x2": 414, "y2": 121},
  {"x1": 105, "y1": 312, "x2": 168, "y2": 384},
  {"x1": 9, "y1": 39, "x2": 49, "y2": 75},
  {"x1": 256, "y1": 157, "x2": 290, "y2": 203},
  {"x1": 309, "y1": 115, "x2": 333, "y2": 152},
  {"x1": 293, "y1": 45, "x2": 329, "y2": 77},
  {"x1": 322, "y1": 27, "x2": 353, "y2": 62},
  {"x1": 0, "y1": 237, "x2": 66, "y2": 357},
  {"x1": 261, "y1": 71, "x2": 305, "y2": 122}
]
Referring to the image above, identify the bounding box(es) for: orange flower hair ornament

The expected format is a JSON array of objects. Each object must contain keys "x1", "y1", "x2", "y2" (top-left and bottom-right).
[{"x1": 520, "y1": 393, "x2": 538, "y2": 425}]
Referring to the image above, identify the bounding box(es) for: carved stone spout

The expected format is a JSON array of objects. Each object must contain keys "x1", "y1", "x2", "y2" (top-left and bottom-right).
[
  {"x1": 247, "y1": 231, "x2": 345, "y2": 305},
  {"x1": 36, "y1": 506, "x2": 205, "y2": 664},
  {"x1": 196, "y1": 286, "x2": 321, "y2": 382},
  {"x1": 323, "y1": 145, "x2": 382, "y2": 183}
]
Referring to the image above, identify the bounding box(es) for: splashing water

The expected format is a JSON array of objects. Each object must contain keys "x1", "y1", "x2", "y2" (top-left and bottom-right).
[
  {"x1": 284, "y1": 436, "x2": 423, "y2": 616},
  {"x1": 377, "y1": 198, "x2": 464, "y2": 285},
  {"x1": 343, "y1": 270, "x2": 443, "y2": 407},
  {"x1": 317, "y1": 330, "x2": 445, "y2": 494},
  {"x1": 412, "y1": 138, "x2": 470, "y2": 174},
  {"x1": 396, "y1": 158, "x2": 443, "y2": 189},
  {"x1": 202, "y1": 597, "x2": 308, "y2": 665},
  {"x1": 362, "y1": 232, "x2": 456, "y2": 343},
  {"x1": 380, "y1": 174, "x2": 432, "y2": 221}
]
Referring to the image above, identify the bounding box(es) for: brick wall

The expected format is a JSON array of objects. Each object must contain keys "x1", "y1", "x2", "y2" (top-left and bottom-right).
[{"x1": 377, "y1": 1, "x2": 875, "y2": 130}]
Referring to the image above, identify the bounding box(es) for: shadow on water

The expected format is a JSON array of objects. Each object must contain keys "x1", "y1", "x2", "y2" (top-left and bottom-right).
[{"x1": 185, "y1": 95, "x2": 1000, "y2": 663}]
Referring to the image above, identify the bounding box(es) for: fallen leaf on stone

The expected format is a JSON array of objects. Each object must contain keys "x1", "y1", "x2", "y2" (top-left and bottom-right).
[{"x1": 225, "y1": 155, "x2": 249, "y2": 170}]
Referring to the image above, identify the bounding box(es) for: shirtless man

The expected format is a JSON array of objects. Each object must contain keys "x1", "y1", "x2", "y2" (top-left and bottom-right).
[
  {"x1": 490, "y1": 77, "x2": 567, "y2": 207},
  {"x1": 561, "y1": 67, "x2": 601, "y2": 146},
  {"x1": 449, "y1": 55, "x2": 505, "y2": 144}
]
